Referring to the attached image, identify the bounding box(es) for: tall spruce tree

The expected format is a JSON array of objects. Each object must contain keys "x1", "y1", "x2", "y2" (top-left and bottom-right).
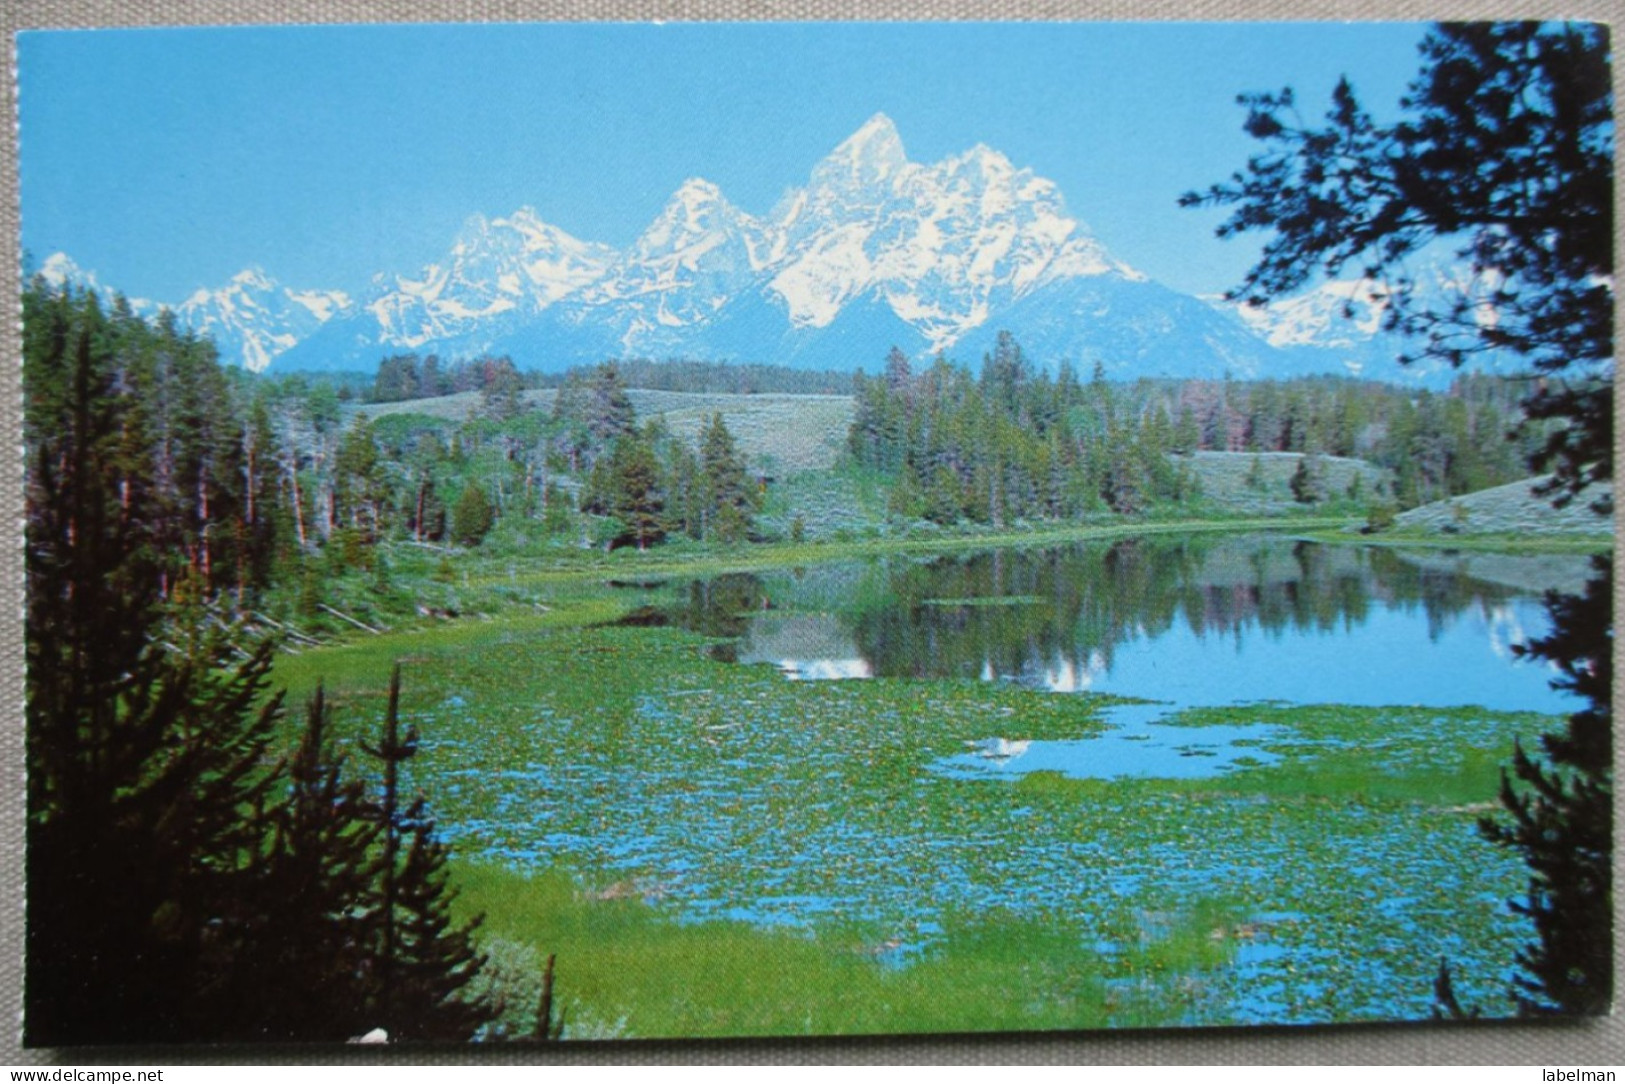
[
  {"x1": 606, "y1": 428, "x2": 667, "y2": 551},
  {"x1": 23, "y1": 286, "x2": 290, "y2": 1042},
  {"x1": 1482, "y1": 564, "x2": 1614, "y2": 1014},
  {"x1": 218, "y1": 683, "x2": 379, "y2": 1042},
  {"x1": 699, "y1": 412, "x2": 757, "y2": 544},
  {"x1": 362, "y1": 665, "x2": 491, "y2": 1041}
]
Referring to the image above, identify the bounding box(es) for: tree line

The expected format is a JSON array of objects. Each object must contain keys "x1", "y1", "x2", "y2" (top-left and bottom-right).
[
  {"x1": 846, "y1": 333, "x2": 1533, "y2": 526},
  {"x1": 849, "y1": 337, "x2": 1196, "y2": 522},
  {"x1": 370, "y1": 350, "x2": 853, "y2": 404},
  {"x1": 1155, "y1": 368, "x2": 1533, "y2": 505},
  {"x1": 19, "y1": 269, "x2": 1556, "y2": 595},
  {"x1": 357, "y1": 360, "x2": 762, "y2": 553},
  {"x1": 29, "y1": 267, "x2": 1548, "y2": 601},
  {"x1": 18, "y1": 280, "x2": 771, "y2": 620}
]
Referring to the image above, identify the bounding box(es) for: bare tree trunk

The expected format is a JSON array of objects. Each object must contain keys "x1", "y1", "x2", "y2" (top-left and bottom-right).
[
  {"x1": 243, "y1": 426, "x2": 257, "y2": 527},
  {"x1": 198, "y1": 478, "x2": 212, "y2": 591},
  {"x1": 287, "y1": 456, "x2": 308, "y2": 548}
]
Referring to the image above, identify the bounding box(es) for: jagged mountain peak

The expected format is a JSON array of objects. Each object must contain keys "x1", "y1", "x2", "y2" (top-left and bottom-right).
[
  {"x1": 163, "y1": 265, "x2": 350, "y2": 372},
  {"x1": 349, "y1": 205, "x2": 617, "y2": 354},
  {"x1": 811, "y1": 113, "x2": 910, "y2": 196},
  {"x1": 176, "y1": 265, "x2": 293, "y2": 315},
  {"x1": 941, "y1": 141, "x2": 1014, "y2": 177},
  {"x1": 663, "y1": 177, "x2": 745, "y2": 225},
  {"x1": 38, "y1": 251, "x2": 91, "y2": 288},
  {"x1": 673, "y1": 176, "x2": 725, "y2": 203},
  {"x1": 628, "y1": 177, "x2": 761, "y2": 265},
  {"x1": 836, "y1": 113, "x2": 905, "y2": 160},
  {"x1": 502, "y1": 205, "x2": 547, "y2": 229},
  {"x1": 764, "y1": 116, "x2": 1149, "y2": 343},
  {"x1": 228, "y1": 266, "x2": 276, "y2": 290}
]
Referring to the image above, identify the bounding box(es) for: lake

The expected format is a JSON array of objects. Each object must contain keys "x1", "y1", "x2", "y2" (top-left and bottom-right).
[
  {"x1": 668, "y1": 536, "x2": 1580, "y2": 783},
  {"x1": 657, "y1": 534, "x2": 1576, "y2": 709},
  {"x1": 417, "y1": 533, "x2": 1593, "y2": 1028}
]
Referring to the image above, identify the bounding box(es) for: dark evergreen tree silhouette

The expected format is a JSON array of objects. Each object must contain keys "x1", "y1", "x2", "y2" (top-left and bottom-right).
[
  {"x1": 362, "y1": 665, "x2": 492, "y2": 1041},
  {"x1": 216, "y1": 683, "x2": 381, "y2": 1042},
  {"x1": 1184, "y1": 20, "x2": 1613, "y2": 1015},
  {"x1": 22, "y1": 298, "x2": 289, "y2": 1042},
  {"x1": 1480, "y1": 560, "x2": 1613, "y2": 1014},
  {"x1": 1182, "y1": 21, "x2": 1611, "y2": 508}
]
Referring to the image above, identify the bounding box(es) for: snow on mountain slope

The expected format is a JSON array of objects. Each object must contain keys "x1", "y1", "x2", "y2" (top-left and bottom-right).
[
  {"x1": 36, "y1": 252, "x2": 102, "y2": 294},
  {"x1": 1227, "y1": 278, "x2": 1391, "y2": 351},
  {"x1": 1207, "y1": 271, "x2": 1523, "y2": 385},
  {"x1": 176, "y1": 267, "x2": 352, "y2": 372},
  {"x1": 364, "y1": 209, "x2": 614, "y2": 350},
  {"x1": 762, "y1": 114, "x2": 1141, "y2": 352},
  {"x1": 565, "y1": 179, "x2": 770, "y2": 346},
  {"x1": 273, "y1": 208, "x2": 617, "y2": 371},
  {"x1": 34, "y1": 252, "x2": 163, "y2": 320}
]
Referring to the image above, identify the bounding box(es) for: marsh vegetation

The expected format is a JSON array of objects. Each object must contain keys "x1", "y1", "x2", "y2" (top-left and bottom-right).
[{"x1": 268, "y1": 533, "x2": 1585, "y2": 1036}]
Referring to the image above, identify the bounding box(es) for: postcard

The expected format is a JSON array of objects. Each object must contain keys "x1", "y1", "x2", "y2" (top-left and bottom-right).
[{"x1": 14, "y1": 19, "x2": 1614, "y2": 1046}]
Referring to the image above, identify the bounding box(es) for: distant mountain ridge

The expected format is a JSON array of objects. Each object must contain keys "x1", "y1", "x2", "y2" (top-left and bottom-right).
[
  {"x1": 38, "y1": 115, "x2": 1480, "y2": 384},
  {"x1": 35, "y1": 253, "x2": 352, "y2": 374}
]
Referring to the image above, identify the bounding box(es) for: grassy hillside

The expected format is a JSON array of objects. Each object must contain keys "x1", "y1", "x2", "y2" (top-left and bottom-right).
[
  {"x1": 356, "y1": 388, "x2": 855, "y2": 475},
  {"x1": 1394, "y1": 476, "x2": 1613, "y2": 537},
  {"x1": 619, "y1": 390, "x2": 854, "y2": 475},
  {"x1": 1185, "y1": 451, "x2": 1393, "y2": 514},
  {"x1": 351, "y1": 393, "x2": 1402, "y2": 539}
]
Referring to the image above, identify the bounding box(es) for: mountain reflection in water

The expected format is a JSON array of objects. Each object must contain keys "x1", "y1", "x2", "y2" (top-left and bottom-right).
[{"x1": 654, "y1": 535, "x2": 1583, "y2": 714}]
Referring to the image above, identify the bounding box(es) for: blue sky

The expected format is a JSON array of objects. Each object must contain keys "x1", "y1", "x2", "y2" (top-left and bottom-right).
[{"x1": 19, "y1": 21, "x2": 1430, "y2": 304}]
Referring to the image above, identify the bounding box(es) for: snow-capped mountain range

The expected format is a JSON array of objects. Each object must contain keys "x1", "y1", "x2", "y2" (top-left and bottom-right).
[{"x1": 38, "y1": 114, "x2": 1463, "y2": 383}]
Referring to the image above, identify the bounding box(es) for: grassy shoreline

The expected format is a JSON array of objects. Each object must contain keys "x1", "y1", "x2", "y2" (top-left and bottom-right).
[
  {"x1": 465, "y1": 514, "x2": 1361, "y2": 586},
  {"x1": 1301, "y1": 527, "x2": 1612, "y2": 555},
  {"x1": 405, "y1": 621, "x2": 1543, "y2": 1037},
  {"x1": 274, "y1": 514, "x2": 1360, "y2": 693},
  {"x1": 455, "y1": 509, "x2": 1613, "y2": 595}
]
